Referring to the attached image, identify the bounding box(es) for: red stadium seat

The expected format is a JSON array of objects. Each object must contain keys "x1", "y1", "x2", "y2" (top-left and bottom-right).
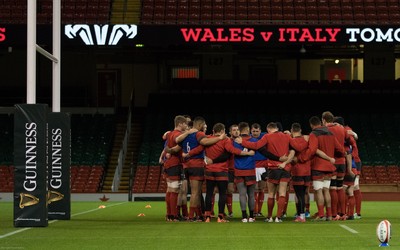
[
  {"x1": 375, "y1": 0, "x2": 388, "y2": 6},
  {"x1": 213, "y1": 0, "x2": 224, "y2": 11},
  {"x1": 283, "y1": 13, "x2": 295, "y2": 23},
  {"x1": 293, "y1": 0, "x2": 306, "y2": 5},
  {"x1": 329, "y1": 5, "x2": 341, "y2": 15},
  {"x1": 365, "y1": 13, "x2": 378, "y2": 24},
  {"x1": 330, "y1": 13, "x2": 342, "y2": 24},
  {"x1": 248, "y1": 10, "x2": 260, "y2": 21},
  {"x1": 177, "y1": 11, "x2": 188, "y2": 23},
  {"x1": 353, "y1": 13, "x2": 365, "y2": 23},
  {"x1": 328, "y1": 0, "x2": 340, "y2": 6},
  {"x1": 248, "y1": 0, "x2": 259, "y2": 10},
  {"x1": 224, "y1": 9, "x2": 236, "y2": 22},
  {"x1": 294, "y1": 5, "x2": 306, "y2": 15},
  {"x1": 200, "y1": 11, "x2": 212, "y2": 24},
  {"x1": 283, "y1": 5, "x2": 294, "y2": 15},
  {"x1": 305, "y1": 0, "x2": 317, "y2": 7},
  {"x1": 259, "y1": 1, "x2": 271, "y2": 14},
  {"x1": 364, "y1": 0, "x2": 376, "y2": 7},
  {"x1": 271, "y1": 13, "x2": 284, "y2": 24},
  {"x1": 235, "y1": 11, "x2": 248, "y2": 24},
  {"x1": 306, "y1": 13, "x2": 319, "y2": 23},
  {"x1": 294, "y1": 13, "x2": 307, "y2": 23},
  {"x1": 201, "y1": 2, "x2": 212, "y2": 12},
  {"x1": 352, "y1": 0, "x2": 364, "y2": 7}
]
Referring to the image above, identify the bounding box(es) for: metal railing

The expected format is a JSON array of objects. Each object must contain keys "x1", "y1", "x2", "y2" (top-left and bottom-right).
[{"x1": 111, "y1": 88, "x2": 134, "y2": 192}]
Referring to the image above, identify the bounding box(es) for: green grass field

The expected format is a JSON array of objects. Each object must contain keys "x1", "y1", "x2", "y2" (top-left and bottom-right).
[{"x1": 0, "y1": 201, "x2": 398, "y2": 249}]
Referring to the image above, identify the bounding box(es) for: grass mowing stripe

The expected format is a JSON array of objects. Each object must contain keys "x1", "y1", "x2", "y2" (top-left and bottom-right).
[
  {"x1": 340, "y1": 224, "x2": 359, "y2": 234},
  {"x1": 0, "y1": 202, "x2": 127, "y2": 239}
]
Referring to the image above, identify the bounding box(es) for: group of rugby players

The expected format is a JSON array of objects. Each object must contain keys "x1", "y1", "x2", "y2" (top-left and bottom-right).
[{"x1": 160, "y1": 111, "x2": 362, "y2": 223}]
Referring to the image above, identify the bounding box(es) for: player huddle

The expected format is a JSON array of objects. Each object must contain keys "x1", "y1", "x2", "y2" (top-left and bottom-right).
[{"x1": 159, "y1": 111, "x2": 362, "y2": 223}]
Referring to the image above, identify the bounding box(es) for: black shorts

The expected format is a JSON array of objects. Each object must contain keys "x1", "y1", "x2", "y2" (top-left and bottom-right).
[
  {"x1": 267, "y1": 169, "x2": 291, "y2": 184},
  {"x1": 335, "y1": 164, "x2": 346, "y2": 178},
  {"x1": 234, "y1": 175, "x2": 256, "y2": 186},
  {"x1": 355, "y1": 161, "x2": 362, "y2": 174},
  {"x1": 291, "y1": 175, "x2": 311, "y2": 186},
  {"x1": 184, "y1": 167, "x2": 205, "y2": 181},
  {"x1": 228, "y1": 170, "x2": 235, "y2": 183},
  {"x1": 343, "y1": 174, "x2": 356, "y2": 186},
  {"x1": 164, "y1": 164, "x2": 183, "y2": 181},
  {"x1": 311, "y1": 170, "x2": 333, "y2": 181},
  {"x1": 205, "y1": 171, "x2": 228, "y2": 181}
]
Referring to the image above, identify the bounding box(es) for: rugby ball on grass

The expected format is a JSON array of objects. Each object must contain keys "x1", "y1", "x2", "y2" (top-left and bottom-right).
[{"x1": 376, "y1": 220, "x2": 391, "y2": 244}]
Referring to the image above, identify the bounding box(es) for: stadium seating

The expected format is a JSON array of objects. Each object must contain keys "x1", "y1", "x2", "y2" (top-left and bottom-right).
[
  {"x1": 0, "y1": 165, "x2": 13, "y2": 192},
  {"x1": 69, "y1": 114, "x2": 114, "y2": 192},
  {"x1": 1, "y1": 0, "x2": 111, "y2": 24},
  {"x1": 127, "y1": 78, "x2": 400, "y2": 193},
  {"x1": 70, "y1": 165, "x2": 105, "y2": 193},
  {"x1": 0, "y1": 114, "x2": 13, "y2": 166},
  {"x1": 360, "y1": 165, "x2": 400, "y2": 184},
  {"x1": 139, "y1": 0, "x2": 400, "y2": 25},
  {"x1": 133, "y1": 165, "x2": 148, "y2": 193},
  {"x1": 3, "y1": 0, "x2": 400, "y2": 25}
]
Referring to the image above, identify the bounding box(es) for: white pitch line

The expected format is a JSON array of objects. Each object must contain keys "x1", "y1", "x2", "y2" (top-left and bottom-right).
[
  {"x1": 340, "y1": 224, "x2": 359, "y2": 234},
  {"x1": 71, "y1": 202, "x2": 127, "y2": 217},
  {"x1": 0, "y1": 202, "x2": 127, "y2": 239},
  {"x1": 0, "y1": 227, "x2": 32, "y2": 239}
]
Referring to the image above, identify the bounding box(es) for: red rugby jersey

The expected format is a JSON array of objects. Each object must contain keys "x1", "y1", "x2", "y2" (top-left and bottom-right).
[
  {"x1": 164, "y1": 129, "x2": 183, "y2": 169},
  {"x1": 242, "y1": 131, "x2": 291, "y2": 170},
  {"x1": 345, "y1": 125, "x2": 361, "y2": 163},
  {"x1": 290, "y1": 136, "x2": 311, "y2": 176},
  {"x1": 205, "y1": 136, "x2": 243, "y2": 173},
  {"x1": 306, "y1": 126, "x2": 345, "y2": 172},
  {"x1": 326, "y1": 123, "x2": 355, "y2": 164}
]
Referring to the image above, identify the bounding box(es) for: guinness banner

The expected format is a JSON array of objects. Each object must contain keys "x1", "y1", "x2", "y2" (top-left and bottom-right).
[
  {"x1": 47, "y1": 112, "x2": 71, "y2": 220},
  {"x1": 14, "y1": 104, "x2": 48, "y2": 227}
]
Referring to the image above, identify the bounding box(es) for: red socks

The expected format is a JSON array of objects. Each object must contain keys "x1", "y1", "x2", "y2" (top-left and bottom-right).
[
  {"x1": 226, "y1": 194, "x2": 233, "y2": 214},
  {"x1": 337, "y1": 188, "x2": 346, "y2": 215},
  {"x1": 277, "y1": 196, "x2": 286, "y2": 218},
  {"x1": 330, "y1": 189, "x2": 338, "y2": 216},
  {"x1": 354, "y1": 189, "x2": 362, "y2": 215}
]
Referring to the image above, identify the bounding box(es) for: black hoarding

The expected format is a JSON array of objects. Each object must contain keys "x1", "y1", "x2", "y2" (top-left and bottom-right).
[
  {"x1": 2, "y1": 24, "x2": 400, "y2": 50},
  {"x1": 47, "y1": 112, "x2": 71, "y2": 220},
  {"x1": 14, "y1": 104, "x2": 48, "y2": 227}
]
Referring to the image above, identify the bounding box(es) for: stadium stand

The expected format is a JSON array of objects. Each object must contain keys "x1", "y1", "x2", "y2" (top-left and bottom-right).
[
  {"x1": 70, "y1": 114, "x2": 115, "y2": 192},
  {"x1": 139, "y1": 0, "x2": 400, "y2": 24},
  {"x1": 120, "y1": 74, "x2": 400, "y2": 193},
  {"x1": 0, "y1": 0, "x2": 111, "y2": 24},
  {"x1": 0, "y1": 165, "x2": 13, "y2": 192},
  {"x1": 130, "y1": 92, "x2": 400, "y2": 193},
  {"x1": 70, "y1": 164, "x2": 105, "y2": 192},
  {"x1": 2, "y1": 0, "x2": 400, "y2": 25}
]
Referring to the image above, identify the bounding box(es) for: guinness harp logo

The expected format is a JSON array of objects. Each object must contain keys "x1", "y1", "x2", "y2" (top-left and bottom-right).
[
  {"x1": 19, "y1": 193, "x2": 39, "y2": 208},
  {"x1": 47, "y1": 190, "x2": 64, "y2": 205}
]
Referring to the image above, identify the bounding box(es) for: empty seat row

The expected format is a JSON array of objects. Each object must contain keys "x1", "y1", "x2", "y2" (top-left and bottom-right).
[
  {"x1": 140, "y1": 0, "x2": 400, "y2": 24},
  {"x1": 0, "y1": 0, "x2": 111, "y2": 24}
]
